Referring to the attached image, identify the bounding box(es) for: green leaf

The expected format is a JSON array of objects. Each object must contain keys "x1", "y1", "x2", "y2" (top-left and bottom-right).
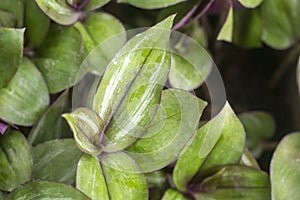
[
  {"x1": 270, "y1": 132, "x2": 300, "y2": 200},
  {"x1": 0, "y1": 27, "x2": 23, "y2": 88},
  {"x1": 75, "y1": 12, "x2": 126, "y2": 76},
  {"x1": 218, "y1": 4, "x2": 233, "y2": 42},
  {"x1": 76, "y1": 154, "x2": 109, "y2": 200},
  {"x1": 194, "y1": 165, "x2": 270, "y2": 200},
  {"x1": 0, "y1": 129, "x2": 32, "y2": 192},
  {"x1": 0, "y1": 10, "x2": 17, "y2": 27},
  {"x1": 238, "y1": 0, "x2": 264, "y2": 8},
  {"x1": 100, "y1": 152, "x2": 148, "y2": 200},
  {"x1": 239, "y1": 111, "x2": 275, "y2": 157},
  {"x1": 117, "y1": 0, "x2": 188, "y2": 9},
  {"x1": 162, "y1": 189, "x2": 185, "y2": 200},
  {"x1": 28, "y1": 91, "x2": 72, "y2": 145},
  {"x1": 93, "y1": 16, "x2": 175, "y2": 152},
  {"x1": 239, "y1": 148, "x2": 260, "y2": 169},
  {"x1": 232, "y1": 8, "x2": 262, "y2": 48},
  {"x1": 0, "y1": 58, "x2": 49, "y2": 126},
  {"x1": 83, "y1": 0, "x2": 110, "y2": 11},
  {"x1": 35, "y1": 0, "x2": 79, "y2": 25},
  {"x1": 32, "y1": 139, "x2": 82, "y2": 184},
  {"x1": 126, "y1": 89, "x2": 206, "y2": 172},
  {"x1": 25, "y1": 0, "x2": 50, "y2": 47},
  {"x1": 169, "y1": 34, "x2": 212, "y2": 90},
  {"x1": 63, "y1": 108, "x2": 104, "y2": 155},
  {"x1": 34, "y1": 24, "x2": 83, "y2": 93},
  {"x1": 261, "y1": 0, "x2": 300, "y2": 49},
  {"x1": 0, "y1": 0, "x2": 24, "y2": 27},
  {"x1": 6, "y1": 180, "x2": 90, "y2": 199},
  {"x1": 173, "y1": 102, "x2": 245, "y2": 191}
]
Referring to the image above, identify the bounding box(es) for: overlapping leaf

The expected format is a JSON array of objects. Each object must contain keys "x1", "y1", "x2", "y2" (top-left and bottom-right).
[
  {"x1": 271, "y1": 132, "x2": 300, "y2": 200},
  {"x1": 28, "y1": 91, "x2": 72, "y2": 145},
  {"x1": 34, "y1": 24, "x2": 83, "y2": 93},
  {"x1": 126, "y1": 89, "x2": 206, "y2": 172},
  {"x1": 0, "y1": 27, "x2": 23, "y2": 88},
  {"x1": 173, "y1": 102, "x2": 245, "y2": 191},
  {"x1": 0, "y1": 129, "x2": 32, "y2": 191},
  {"x1": 6, "y1": 181, "x2": 90, "y2": 199},
  {"x1": 76, "y1": 154, "x2": 109, "y2": 200},
  {"x1": 261, "y1": 0, "x2": 300, "y2": 49},
  {"x1": 193, "y1": 165, "x2": 270, "y2": 200},
  {"x1": 92, "y1": 15, "x2": 175, "y2": 152},
  {"x1": 0, "y1": 58, "x2": 49, "y2": 126},
  {"x1": 32, "y1": 139, "x2": 82, "y2": 184},
  {"x1": 35, "y1": 0, "x2": 79, "y2": 25},
  {"x1": 100, "y1": 152, "x2": 148, "y2": 200}
]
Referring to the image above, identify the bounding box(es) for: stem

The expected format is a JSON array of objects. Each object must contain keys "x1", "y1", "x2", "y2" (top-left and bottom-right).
[{"x1": 77, "y1": 0, "x2": 89, "y2": 11}]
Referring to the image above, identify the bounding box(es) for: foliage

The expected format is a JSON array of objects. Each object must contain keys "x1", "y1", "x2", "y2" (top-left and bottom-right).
[{"x1": 1, "y1": 0, "x2": 300, "y2": 199}]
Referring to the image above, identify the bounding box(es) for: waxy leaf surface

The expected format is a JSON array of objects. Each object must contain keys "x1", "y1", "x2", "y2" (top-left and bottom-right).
[
  {"x1": 93, "y1": 16, "x2": 175, "y2": 152},
  {"x1": 6, "y1": 181, "x2": 90, "y2": 199},
  {"x1": 76, "y1": 154, "x2": 109, "y2": 200},
  {"x1": 0, "y1": 58, "x2": 49, "y2": 126},
  {"x1": 35, "y1": 0, "x2": 79, "y2": 25},
  {"x1": 126, "y1": 89, "x2": 206, "y2": 172},
  {"x1": 0, "y1": 129, "x2": 32, "y2": 191},
  {"x1": 173, "y1": 102, "x2": 245, "y2": 191},
  {"x1": 271, "y1": 132, "x2": 300, "y2": 200},
  {"x1": 32, "y1": 139, "x2": 82, "y2": 184}
]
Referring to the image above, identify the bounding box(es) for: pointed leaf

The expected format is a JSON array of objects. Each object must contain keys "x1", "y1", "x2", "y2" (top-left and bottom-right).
[
  {"x1": 261, "y1": 0, "x2": 300, "y2": 49},
  {"x1": 271, "y1": 132, "x2": 300, "y2": 200},
  {"x1": 239, "y1": 148, "x2": 260, "y2": 169},
  {"x1": 0, "y1": 129, "x2": 32, "y2": 191},
  {"x1": 0, "y1": 0, "x2": 24, "y2": 27},
  {"x1": 6, "y1": 180, "x2": 90, "y2": 199},
  {"x1": 63, "y1": 108, "x2": 104, "y2": 155},
  {"x1": 0, "y1": 27, "x2": 23, "y2": 88},
  {"x1": 83, "y1": 0, "x2": 110, "y2": 11},
  {"x1": 93, "y1": 16, "x2": 175, "y2": 152},
  {"x1": 28, "y1": 91, "x2": 72, "y2": 145},
  {"x1": 117, "y1": 0, "x2": 188, "y2": 9},
  {"x1": 218, "y1": 4, "x2": 233, "y2": 41},
  {"x1": 34, "y1": 24, "x2": 83, "y2": 93},
  {"x1": 25, "y1": 0, "x2": 50, "y2": 46},
  {"x1": 0, "y1": 58, "x2": 49, "y2": 126},
  {"x1": 173, "y1": 102, "x2": 245, "y2": 191},
  {"x1": 76, "y1": 154, "x2": 109, "y2": 200},
  {"x1": 32, "y1": 139, "x2": 82, "y2": 184},
  {"x1": 126, "y1": 89, "x2": 206, "y2": 172},
  {"x1": 194, "y1": 165, "x2": 270, "y2": 200},
  {"x1": 162, "y1": 189, "x2": 185, "y2": 200},
  {"x1": 238, "y1": 0, "x2": 263, "y2": 8},
  {"x1": 100, "y1": 152, "x2": 148, "y2": 200},
  {"x1": 35, "y1": 0, "x2": 79, "y2": 25}
]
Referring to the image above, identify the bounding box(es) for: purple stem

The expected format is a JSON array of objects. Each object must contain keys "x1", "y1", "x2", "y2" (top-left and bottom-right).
[
  {"x1": 0, "y1": 122, "x2": 8, "y2": 135},
  {"x1": 194, "y1": 0, "x2": 215, "y2": 20},
  {"x1": 173, "y1": 4, "x2": 199, "y2": 30},
  {"x1": 77, "y1": 0, "x2": 90, "y2": 11}
]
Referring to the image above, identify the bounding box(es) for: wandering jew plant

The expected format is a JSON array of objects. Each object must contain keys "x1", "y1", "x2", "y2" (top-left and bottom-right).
[{"x1": 0, "y1": 0, "x2": 300, "y2": 199}]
